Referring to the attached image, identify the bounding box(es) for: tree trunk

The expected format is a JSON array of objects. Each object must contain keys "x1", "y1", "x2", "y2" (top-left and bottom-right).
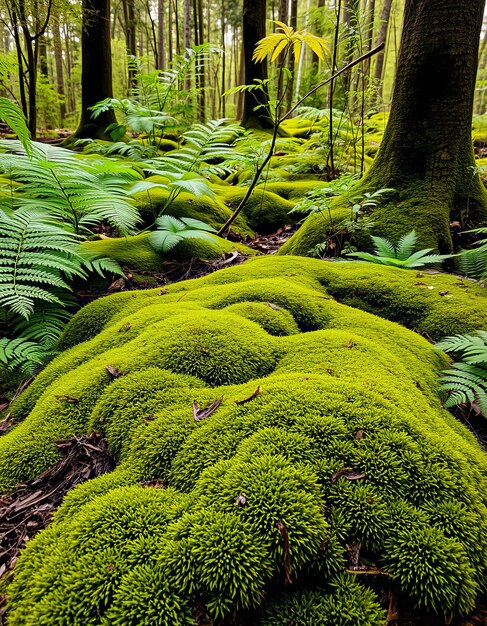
[
  {"x1": 123, "y1": 0, "x2": 137, "y2": 89},
  {"x1": 196, "y1": 0, "x2": 205, "y2": 120},
  {"x1": 157, "y1": 0, "x2": 166, "y2": 69},
  {"x1": 285, "y1": 0, "x2": 297, "y2": 109},
  {"x1": 221, "y1": 0, "x2": 226, "y2": 116},
  {"x1": 73, "y1": 0, "x2": 117, "y2": 140},
  {"x1": 362, "y1": 0, "x2": 376, "y2": 80},
  {"x1": 341, "y1": 0, "x2": 359, "y2": 99},
  {"x1": 363, "y1": 0, "x2": 487, "y2": 251},
  {"x1": 39, "y1": 36, "x2": 48, "y2": 76},
  {"x1": 52, "y1": 18, "x2": 66, "y2": 124},
  {"x1": 373, "y1": 0, "x2": 393, "y2": 101},
  {"x1": 241, "y1": 0, "x2": 272, "y2": 129}
]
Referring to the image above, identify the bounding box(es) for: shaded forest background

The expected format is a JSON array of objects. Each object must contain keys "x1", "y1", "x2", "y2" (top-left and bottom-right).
[{"x1": 3, "y1": 0, "x2": 487, "y2": 136}]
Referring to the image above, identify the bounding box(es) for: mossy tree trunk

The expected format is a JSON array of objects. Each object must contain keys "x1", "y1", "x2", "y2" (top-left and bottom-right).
[
  {"x1": 364, "y1": 0, "x2": 487, "y2": 252},
  {"x1": 241, "y1": 0, "x2": 273, "y2": 130},
  {"x1": 73, "y1": 0, "x2": 118, "y2": 141}
]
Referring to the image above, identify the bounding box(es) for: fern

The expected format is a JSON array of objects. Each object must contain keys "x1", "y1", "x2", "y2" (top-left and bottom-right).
[
  {"x1": 76, "y1": 139, "x2": 160, "y2": 161},
  {"x1": 0, "y1": 337, "x2": 50, "y2": 372},
  {"x1": 0, "y1": 96, "x2": 32, "y2": 157},
  {"x1": 0, "y1": 208, "x2": 122, "y2": 373},
  {"x1": 0, "y1": 208, "x2": 86, "y2": 318},
  {"x1": 436, "y1": 332, "x2": 487, "y2": 416},
  {"x1": 147, "y1": 119, "x2": 245, "y2": 177},
  {"x1": 148, "y1": 215, "x2": 217, "y2": 252},
  {"x1": 457, "y1": 227, "x2": 487, "y2": 279},
  {"x1": 0, "y1": 141, "x2": 142, "y2": 235},
  {"x1": 347, "y1": 230, "x2": 451, "y2": 269}
]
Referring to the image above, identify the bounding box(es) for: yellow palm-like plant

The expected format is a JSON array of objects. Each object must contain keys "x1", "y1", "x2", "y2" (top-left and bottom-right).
[{"x1": 253, "y1": 20, "x2": 328, "y2": 65}]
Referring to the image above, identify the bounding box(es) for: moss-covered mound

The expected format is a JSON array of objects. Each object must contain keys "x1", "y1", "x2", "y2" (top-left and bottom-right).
[
  {"x1": 133, "y1": 181, "x2": 253, "y2": 237},
  {"x1": 82, "y1": 233, "x2": 255, "y2": 273},
  {"x1": 211, "y1": 185, "x2": 296, "y2": 233},
  {"x1": 2, "y1": 256, "x2": 487, "y2": 625}
]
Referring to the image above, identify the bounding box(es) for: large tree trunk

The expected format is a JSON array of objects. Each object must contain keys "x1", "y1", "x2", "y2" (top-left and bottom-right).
[
  {"x1": 363, "y1": 0, "x2": 487, "y2": 252},
  {"x1": 281, "y1": 0, "x2": 487, "y2": 257},
  {"x1": 73, "y1": 0, "x2": 117, "y2": 140},
  {"x1": 241, "y1": 0, "x2": 272, "y2": 129}
]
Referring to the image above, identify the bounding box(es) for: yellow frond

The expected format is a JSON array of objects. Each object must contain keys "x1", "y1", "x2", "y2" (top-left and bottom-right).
[
  {"x1": 303, "y1": 34, "x2": 328, "y2": 60},
  {"x1": 253, "y1": 33, "x2": 286, "y2": 63},
  {"x1": 293, "y1": 38, "x2": 302, "y2": 64},
  {"x1": 270, "y1": 38, "x2": 290, "y2": 63},
  {"x1": 272, "y1": 20, "x2": 294, "y2": 37}
]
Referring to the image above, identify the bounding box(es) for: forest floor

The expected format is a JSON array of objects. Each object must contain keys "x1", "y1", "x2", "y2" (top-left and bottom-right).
[{"x1": 1, "y1": 223, "x2": 487, "y2": 626}]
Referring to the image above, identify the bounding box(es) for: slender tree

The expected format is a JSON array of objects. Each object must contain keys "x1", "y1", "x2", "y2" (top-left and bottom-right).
[
  {"x1": 73, "y1": 0, "x2": 117, "y2": 139},
  {"x1": 372, "y1": 0, "x2": 393, "y2": 101},
  {"x1": 51, "y1": 16, "x2": 66, "y2": 124}
]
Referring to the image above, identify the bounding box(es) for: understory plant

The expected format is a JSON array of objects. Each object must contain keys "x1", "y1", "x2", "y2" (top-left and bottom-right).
[
  {"x1": 457, "y1": 226, "x2": 487, "y2": 279},
  {"x1": 89, "y1": 43, "x2": 221, "y2": 147},
  {"x1": 148, "y1": 216, "x2": 217, "y2": 252},
  {"x1": 291, "y1": 174, "x2": 394, "y2": 256},
  {"x1": 346, "y1": 230, "x2": 451, "y2": 268},
  {"x1": 0, "y1": 101, "x2": 122, "y2": 374},
  {"x1": 436, "y1": 331, "x2": 487, "y2": 416}
]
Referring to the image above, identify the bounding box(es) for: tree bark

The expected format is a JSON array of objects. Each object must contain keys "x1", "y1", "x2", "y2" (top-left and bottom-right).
[
  {"x1": 363, "y1": 0, "x2": 487, "y2": 251},
  {"x1": 39, "y1": 36, "x2": 48, "y2": 76},
  {"x1": 52, "y1": 18, "x2": 66, "y2": 124},
  {"x1": 157, "y1": 0, "x2": 166, "y2": 69},
  {"x1": 241, "y1": 0, "x2": 272, "y2": 129},
  {"x1": 373, "y1": 0, "x2": 393, "y2": 101},
  {"x1": 73, "y1": 0, "x2": 117, "y2": 140},
  {"x1": 362, "y1": 0, "x2": 376, "y2": 80},
  {"x1": 122, "y1": 0, "x2": 137, "y2": 89}
]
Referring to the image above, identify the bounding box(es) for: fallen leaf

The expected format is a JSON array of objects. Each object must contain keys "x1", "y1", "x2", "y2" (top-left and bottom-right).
[
  {"x1": 106, "y1": 365, "x2": 122, "y2": 380},
  {"x1": 344, "y1": 472, "x2": 366, "y2": 481},
  {"x1": 193, "y1": 397, "x2": 222, "y2": 421},
  {"x1": 108, "y1": 277, "x2": 125, "y2": 292},
  {"x1": 235, "y1": 386, "x2": 261, "y2": 405},
  {"x1": 438, "y1": 290, "x2": 449, "y2": 296},
  {"x1": 55, "y1": 395, "x2": 80, "y2": 404},
  {"x1": 276, "y1": 520, "x2": 292, "y2": 585},
  {"x1": 265, "y1": 302, "x2": 281, "y2": 311},
  {"x1": 356, "y1": 430, "x2": 363, "y2": 440},
  {"x1": 330, "y1": 467, "x2": 352, "y2": 483},
  {"x1": 331, "y1": 467, "x2": 366, "y2": 483}
]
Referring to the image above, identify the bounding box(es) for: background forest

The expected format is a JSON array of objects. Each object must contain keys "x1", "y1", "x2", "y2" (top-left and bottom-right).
[{"x1": 2, "y1": 0, "x2": 483, "y2": 137}]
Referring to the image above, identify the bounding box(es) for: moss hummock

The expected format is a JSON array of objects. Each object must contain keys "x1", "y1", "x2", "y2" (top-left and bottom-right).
[
  {"x1": 2, "y1": 256, "x2": 487, "y2": 625},
  {"x1": 82, "y1": 233, "x2": 255, "y2": 273}
]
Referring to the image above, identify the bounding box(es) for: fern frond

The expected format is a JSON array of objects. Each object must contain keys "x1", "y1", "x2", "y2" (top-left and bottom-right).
[
  {"x1": 0, "y1": 98, "x2": 32, "y2": 157},
  {"x1": 395, "y1": 230, "x2": 418, "y2": 260}
]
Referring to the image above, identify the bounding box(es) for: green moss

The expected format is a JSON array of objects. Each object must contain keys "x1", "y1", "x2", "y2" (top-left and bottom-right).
[
  {"x1": 3, "y1": 255, "x2": 487, "y2": 624},
  {"x1": 82, "y1": 232, "x2": 255, "y2": 273},
  {"x1": 212, "y1": 184, "x2": 296, "y2": 233},
  {"x1": 259, "y1": 578, "x2": 386, "y2": 626},
  {"x1": 224, "y1": 301, "x2": 300, "y2": 336},
  {"x1": 279, "y1": 203, "x2": 349, "y2": 256},
  {"x1": 134, "y1": 182, "x2": 253, "y2": 237},
  {"x1": 256, "y1": 180, "x2": 329, "y2": 201}
]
